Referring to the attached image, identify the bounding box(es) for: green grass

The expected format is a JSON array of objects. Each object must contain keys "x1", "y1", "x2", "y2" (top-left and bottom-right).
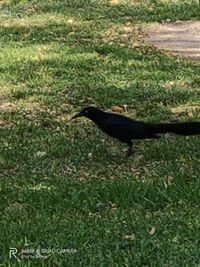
[{"x1": 0, "y1": 0, "x2": 200, "y2": 266}]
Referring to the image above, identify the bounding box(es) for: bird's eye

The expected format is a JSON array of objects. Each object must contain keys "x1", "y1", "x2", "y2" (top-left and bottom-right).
[{"x1": 85, "y1": 110, "x2": 88, "y2": 113}]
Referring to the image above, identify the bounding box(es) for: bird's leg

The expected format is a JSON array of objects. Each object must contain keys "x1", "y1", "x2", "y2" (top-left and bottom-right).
[{"x1": 126, "y1": 142, "x2": 134, "y2": 157}]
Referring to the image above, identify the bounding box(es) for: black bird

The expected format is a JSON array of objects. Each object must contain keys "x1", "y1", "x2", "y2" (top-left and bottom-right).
[{"x1": 71, "y1": 106, "x2": 200, "y2": 156}]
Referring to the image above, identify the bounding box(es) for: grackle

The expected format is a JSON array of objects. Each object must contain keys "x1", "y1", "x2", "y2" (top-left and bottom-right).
[{"x1": 71, "y1": 106, "x2": 200, "y2": 156}]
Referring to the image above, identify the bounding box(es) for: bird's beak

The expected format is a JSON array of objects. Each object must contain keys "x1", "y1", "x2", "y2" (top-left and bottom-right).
[{"x1": 71, "y1": 111, "x2": 83, "y2": 120}]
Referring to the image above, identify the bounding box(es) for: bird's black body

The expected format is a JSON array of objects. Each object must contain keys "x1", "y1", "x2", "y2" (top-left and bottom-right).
[
  {"x1": 90, "y1": 110, "x2": 159, "y2": 142},
  {"x1": 72, "y1": 106, "x2": 200, "y2": 155}
]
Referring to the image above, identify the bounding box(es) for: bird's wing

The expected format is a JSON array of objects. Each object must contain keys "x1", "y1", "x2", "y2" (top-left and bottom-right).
[{"x1": 97, "y1": 114, "x2": 158, "y2": 141}]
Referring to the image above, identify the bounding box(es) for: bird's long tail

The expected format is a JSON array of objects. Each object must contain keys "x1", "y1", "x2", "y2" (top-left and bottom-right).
[{"x1": 149, "y1": 122, "x2": 200, "y2": 136}]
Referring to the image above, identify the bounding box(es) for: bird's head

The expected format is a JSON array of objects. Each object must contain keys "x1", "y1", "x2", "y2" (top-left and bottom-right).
[{"x1": 71, "y1": 106, "x2": 101, "y2": 120}]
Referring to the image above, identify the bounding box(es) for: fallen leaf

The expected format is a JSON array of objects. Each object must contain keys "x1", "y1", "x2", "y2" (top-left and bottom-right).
[
  {"x1": 67, "y1": 19, "x2": 74, "y2": 24},
  {"x1": 149, "y1": 227, "x2": 156, "y2": 235},
  {"x1": 111, "y1": 105, "x2": 127, "y2": 113},
  {"x1": 35, "y1": 151, "x2": 47, "y2": 158},
  {"x1": 148, "y1": 7, "x2": 154, "y2": 12},
  {"x1": 68, "y1": 32, "x2": 75, "y2": 36},
  {"x1": 123, "y1": 234, "x2": 135, "y2": 241}
]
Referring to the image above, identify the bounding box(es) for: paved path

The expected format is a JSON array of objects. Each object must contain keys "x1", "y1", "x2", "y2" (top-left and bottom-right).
[{"x1": 144, "y1": 21, "x2": 200, "y2": 60}]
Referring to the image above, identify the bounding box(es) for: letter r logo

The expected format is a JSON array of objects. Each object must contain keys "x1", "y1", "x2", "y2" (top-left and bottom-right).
[{"x1": 9, "y1": 248, "x2": 19, "y2": 259}]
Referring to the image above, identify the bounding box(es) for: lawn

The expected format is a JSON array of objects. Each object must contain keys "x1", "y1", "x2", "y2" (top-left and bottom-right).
[{"x1": 0, "y1": 0, "x2": 200, "y2": 266}]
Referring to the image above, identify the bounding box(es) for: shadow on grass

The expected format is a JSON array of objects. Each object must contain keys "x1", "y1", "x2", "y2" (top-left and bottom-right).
[
  {"x1": 0, "y1": 23, "x2": 102, "y2": 44},
  {"x1": 1, "y1": 50, "x2": 198, "y2": 114}
]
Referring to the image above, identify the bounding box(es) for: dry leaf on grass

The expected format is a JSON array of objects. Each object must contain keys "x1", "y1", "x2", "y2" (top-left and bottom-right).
[
  {"x1": 35, "y1": 151, "x2": 47, "y2": 158},
  {"x1": 149, "y1": 227, "x2": 156, "y2": 235},
  {"x1": 111, "y1": 105, "x2": 127, "y2": 113},
  {"x1": 123, "y1": 234, "x2": 135, "y2": 241}
]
